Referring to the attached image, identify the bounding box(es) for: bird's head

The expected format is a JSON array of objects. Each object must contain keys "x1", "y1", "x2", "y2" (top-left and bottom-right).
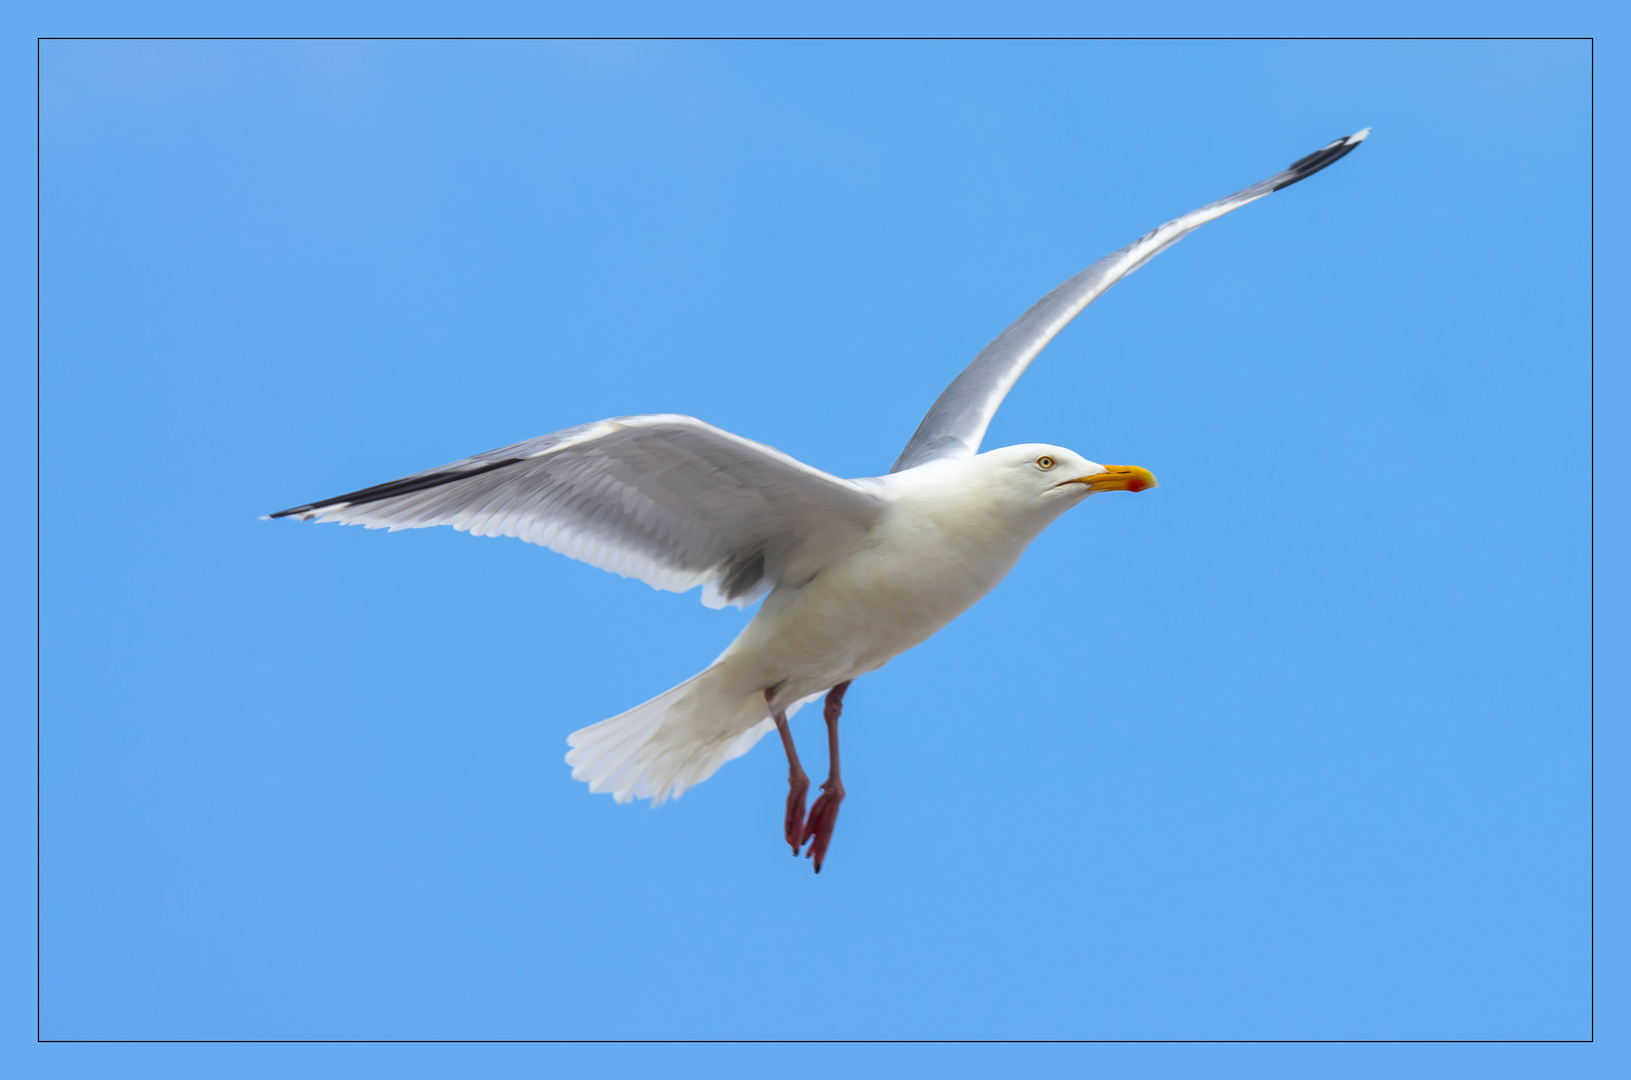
[
  {"x1": 980, "y1": 443, "x2": 1159, "y2": 507},
  {"x1": 886, "y1": 443, "x2": 1158, "y2": 535}
]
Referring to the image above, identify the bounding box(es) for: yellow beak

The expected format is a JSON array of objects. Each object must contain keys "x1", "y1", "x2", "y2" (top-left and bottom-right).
[{"x1": 1067, "y1": 464, "x2": 1158, "y2": 494}]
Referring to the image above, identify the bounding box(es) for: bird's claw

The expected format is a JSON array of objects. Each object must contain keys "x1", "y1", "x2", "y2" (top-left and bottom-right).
[{"x1": 800, "y1": 781, "x2": 844, "y2": 872}]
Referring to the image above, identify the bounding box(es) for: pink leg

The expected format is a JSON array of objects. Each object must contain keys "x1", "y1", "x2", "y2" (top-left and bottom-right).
[
  {"x1": 801, "y1": 681, "x2": 851, "y2": 873},
  {"x1": 768, "y1": 689, "x2": 808, "y2": 855}
]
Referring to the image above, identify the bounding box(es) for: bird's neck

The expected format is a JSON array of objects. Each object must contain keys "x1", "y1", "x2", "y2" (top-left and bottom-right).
[{"x1": 880, "y1": 462, "x2": 1072, "y2": 561}]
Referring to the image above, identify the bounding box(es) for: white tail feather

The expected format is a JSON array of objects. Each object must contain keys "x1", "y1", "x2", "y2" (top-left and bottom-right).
[{"x1": 565, "y1": 667, "x2": 819, "y2": 805}]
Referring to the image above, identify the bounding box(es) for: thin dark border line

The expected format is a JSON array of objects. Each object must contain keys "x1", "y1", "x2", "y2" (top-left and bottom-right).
[
  {"x1": 34, "y1": 35, "x2": 1595, "y2": 41},
  {"x1": 35, "y1": 30, "x2": 42, "y2": 1051},
  {"x1": 33, "y1": 1039, "x2": 1601, "y2": 1045},
  {"x1": 35, "y1": 33, "x2": 1591, "y2": 1050}
]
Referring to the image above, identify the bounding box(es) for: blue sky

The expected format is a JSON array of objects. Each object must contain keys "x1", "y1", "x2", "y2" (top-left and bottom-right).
[{"x1": 10, "y1": 22, "x2": 1620, "y2": 1080}]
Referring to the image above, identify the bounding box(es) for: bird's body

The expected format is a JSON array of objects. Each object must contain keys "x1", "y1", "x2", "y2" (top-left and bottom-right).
[
  {"x1": 747, "y1": 449, "x2": 1077, "y2": 710},
  {"x1": 567, "y1": 446, "x2": 1093, "y2": 804},
  {"x1": 271, "y1": 129, "x2": 1369, "y2": 869}
]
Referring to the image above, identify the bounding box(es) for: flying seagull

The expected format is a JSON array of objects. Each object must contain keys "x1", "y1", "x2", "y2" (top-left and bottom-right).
[{"x1": 271, "y1": 128, "x2": 1368, "y2": 872}]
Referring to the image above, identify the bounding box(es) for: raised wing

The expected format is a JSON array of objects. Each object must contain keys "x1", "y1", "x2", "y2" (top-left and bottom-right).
[
  {"x1": 269, "y1": 414, "x2": 883, "y2": 608},
  {"x1": 890, "y1": 128, "x2": 1370, "y2": 473}
]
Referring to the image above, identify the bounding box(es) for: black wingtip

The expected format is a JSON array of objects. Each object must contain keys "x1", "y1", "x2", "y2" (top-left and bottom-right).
[
  {"x1": 265, "y1": 455, "x2": 532, "y2": 523},
  {"x1": 266, "y1": 499, "x2": 342, "y2": 520},
  {"x1": 1272, "y1": 128, "x2": 1370, "y2": 192}
]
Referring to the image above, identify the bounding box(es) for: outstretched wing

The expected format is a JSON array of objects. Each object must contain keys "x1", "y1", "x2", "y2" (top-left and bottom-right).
[
  {"x1": 269, "y1": 414, "x2": 883, "y2": 608},
  {"x1": 890, "y1": 128, "x2": 1370, "y2": 473}
]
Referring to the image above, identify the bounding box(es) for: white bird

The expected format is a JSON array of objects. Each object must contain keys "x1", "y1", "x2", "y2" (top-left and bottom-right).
[{"x1": 271, "y1": 129, "x2": 1368, "y2": 871}]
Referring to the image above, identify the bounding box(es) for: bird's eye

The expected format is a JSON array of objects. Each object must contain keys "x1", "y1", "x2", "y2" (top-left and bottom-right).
[{"x1": 1036, "y1": 455, "x2": 1056, "y2": 470}]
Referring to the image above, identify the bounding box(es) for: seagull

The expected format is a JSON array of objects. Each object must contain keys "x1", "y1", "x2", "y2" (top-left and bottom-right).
[{"x1": 271, "y1": 128, "x2": 1368, "y2": 871}]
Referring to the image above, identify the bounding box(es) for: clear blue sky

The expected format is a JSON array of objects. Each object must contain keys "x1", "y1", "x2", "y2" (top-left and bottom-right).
[{"x1": 13, "y1": 22, "x2": 1618, "y2": 1080}]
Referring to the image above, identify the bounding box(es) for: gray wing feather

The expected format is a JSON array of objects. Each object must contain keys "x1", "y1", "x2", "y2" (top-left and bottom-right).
[
  {"x1": 891, "y1": 128, "x2": 1369, "y2": 473},
  {"x1": 270, "y1": 414, "x2": 882, "y2": 609}
]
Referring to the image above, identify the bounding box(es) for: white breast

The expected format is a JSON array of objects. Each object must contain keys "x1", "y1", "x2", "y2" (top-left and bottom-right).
[{"x1": 713, "y1": 458, "x2": 1062, "y2": 708}]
